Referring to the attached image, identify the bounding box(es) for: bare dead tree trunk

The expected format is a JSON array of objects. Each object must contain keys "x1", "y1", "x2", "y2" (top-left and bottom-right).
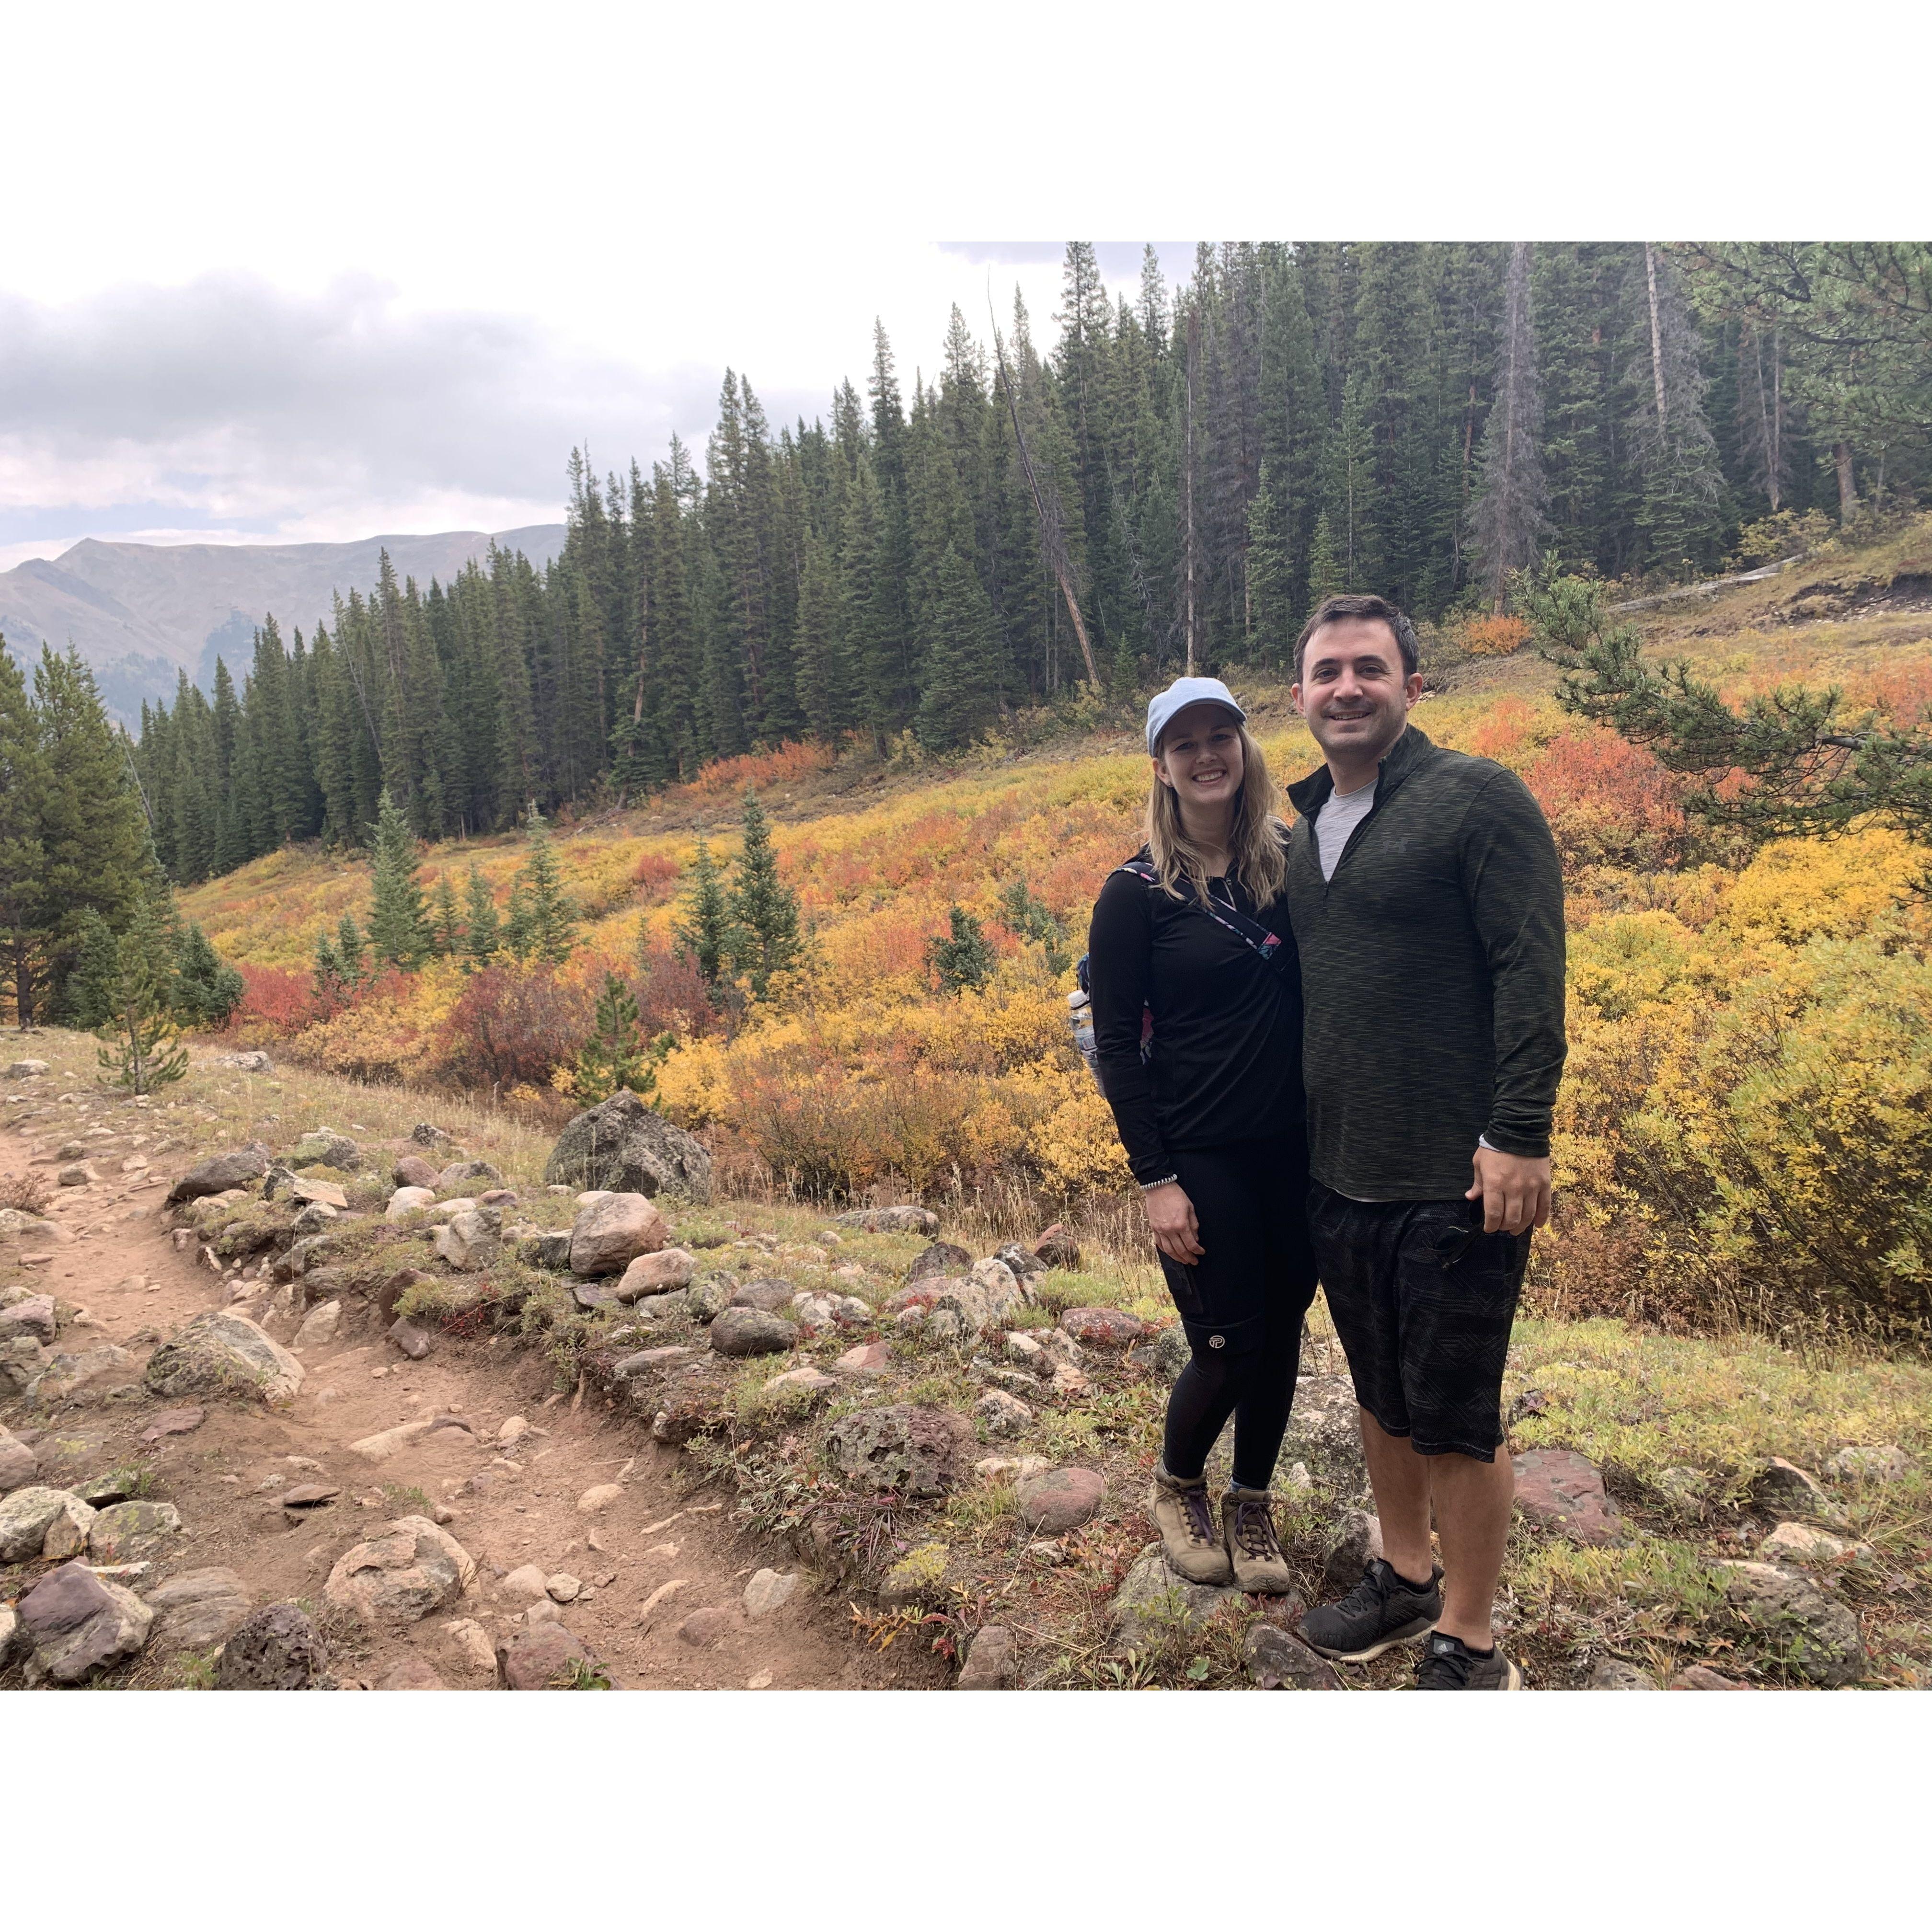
[
  {"x1": 1184, "y1": 309, "x2": 1199, "y2": 677},
  {"x1": 990, "y1": 308, "x2": 1101, "y2": 688},
  {"x1": 1644, "y1": 242, "x2": 1669, "y2": 428},
  {"x1": 1771, "y1": 329, "x2": 1783, "y2": 507},
  {"x1": 1836, "y1": 440, "x2": 1858, "y2": 524}
]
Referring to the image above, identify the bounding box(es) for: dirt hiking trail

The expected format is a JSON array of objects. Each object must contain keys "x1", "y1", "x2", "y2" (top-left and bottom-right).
[{"x1": 0, "y1": 1116, "x2": 933, "y2": 1691}]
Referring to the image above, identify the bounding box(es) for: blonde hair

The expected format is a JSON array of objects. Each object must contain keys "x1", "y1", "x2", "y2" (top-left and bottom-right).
[{"x1": 1145, "y1": 720, "x2": 1288, "y2": 905}]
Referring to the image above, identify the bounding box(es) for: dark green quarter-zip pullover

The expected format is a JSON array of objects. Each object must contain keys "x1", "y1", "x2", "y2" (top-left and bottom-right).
[{"x1": 1284, "y1": 725, "x2": 1566, "y2": 1201}]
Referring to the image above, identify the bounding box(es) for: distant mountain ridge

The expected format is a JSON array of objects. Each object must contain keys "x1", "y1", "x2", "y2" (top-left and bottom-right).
[{"x1": 0, "y1": 525, "x2": 567, "y2": 720}]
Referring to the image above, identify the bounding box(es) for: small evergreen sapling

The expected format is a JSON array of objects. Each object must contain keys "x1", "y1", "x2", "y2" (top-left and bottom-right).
[
  {"x1": 95, "y1": 901, "x2": 188, "y2": 1094},
  {"x1": 368, "y1": 787, "x2": 431, "y2": 968},
  {"x1": 928, "y1": 905, "x2": 995, "y2": 995},
  {"x1": 462, "y1": 865, "x2": 500, "y2": 965},
  {"x1": 673, "y1": 837, "x2": 737, "y2": 988},
  {"x1": 568, "y1": 971, "x2": 665, "y2": 1106},
  {"x1": 726, "y1": 789, "x2": 802, "y2": 998},
  {"x1": 172, "y1": 921, "x2": 244, "y2": 1027},
  {"x1": 427, "y1": 872, "x2": 462, "y2": 957}
]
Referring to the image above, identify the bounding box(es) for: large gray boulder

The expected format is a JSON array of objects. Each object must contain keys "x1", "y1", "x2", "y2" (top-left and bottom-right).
[
  {"x1": 544, "y1": 1090, "x2": 713, "y2": 1203},
  {"x1": 166, "y1": 1141, "x2": 271, "y2": 1206},
  {"x1": 144, "y1": 1310, "x2": 305, "y2": 1405}
]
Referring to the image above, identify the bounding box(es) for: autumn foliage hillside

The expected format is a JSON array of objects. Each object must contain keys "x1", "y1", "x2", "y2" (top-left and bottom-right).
[{"x1": 183, "y1": 519, "x2": 1932, "y2": 1341}]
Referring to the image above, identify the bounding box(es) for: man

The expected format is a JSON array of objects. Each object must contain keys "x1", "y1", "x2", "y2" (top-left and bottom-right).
[{"x1": 1286, "y1": 593, "x2": 1565, "y2": 1690}]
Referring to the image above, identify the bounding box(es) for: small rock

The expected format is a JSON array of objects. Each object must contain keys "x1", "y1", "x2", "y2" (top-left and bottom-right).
[
  {"x1": 1109, "y1": 1543, "x2": 1239, "y2": 1649},
  {"x1": 437, "y1": 1160, "x2": 505, "y2": 1191},
  {"x1": 1511, "y1": 1448, "x2": 1627, "y2": 1546},
  {"x1": 292, "y1": 1300, "x2": 342, "y2": 1350},
  {"x1": 41, "y1": 1493, "x2": 98, "y2": 1560},
  {"x1": 288, "y1": 1130, "x2": 361, "y2": 1172},
  {"x1": 498, "y1": 1620, "x2": 602, "y2": 1689},
  {"x1": 615, "y1": 1248, "x2": 698, "y2": 1301},
  {"x1": 1670, "y1": 1664, "x2": 1753, "y2": 1691},
  {"x1": 572, "y1": 1278, "x2": 620, "y2": 1312},
  {"x1": 1244, "y1": 1622, "x2": 1341, "y2": 1690},
  {"x1": 1033, "y1": 1224, "x2": 1080, "y2": 1270},
  {"x1": 546, "y1": 1573, "x2": 582, "y2": 1603},
  {"x1": 0, "y1": 1425, "x2": 40, "y2": 1494},
  {"x1": 3, "y1": 1058, "x2": 49, "y2": 1077},
  {"x1": 577, "y1": 1484, "x2": 624, "y2": 1515},
  {"x1": 0, "y1": 1294, "x2": 57, "y2": 1346},
  {"x1": 1760, "y1": 1521, "x2": 1850, "y2": 1562},
  {"x1": 1749, "y1": 1457, "x2": 1840, "y2": 1522},
  {"x1": 433, "y1": 1208, "x2": 501, "y2": 1273},
  {"x1": 1127, "y1": 1325, "x2": 1193, "y2": 1384},
  {"x1": 834, "y1": 1205, "x2": 939, "y2": 1236},
  {"x1": 215, "y1": 1603, "x2": 328, "y2": 1689},
  {"x1": 763, "y1": 1367, "x2": 838, "y2": 1400},
  {"x1": 409, "y1": 1122, "x2": 452, "y2": 1149},
  {"x1": 612, "y1": 1346, "x2": 694, "y2": 1380},
  {"x1": 499, "y1": 1563, "x2": 551, "y2": 1605},
  {"x1": 905, "y1": 1240, "x2": 972, "y2": 1284},
  {"x1": 278, "y1": 1484, "x2": 340, "y2": 1513},
  {"x1": 1017, "y1": 1465, "x2": 1105, "y2": 1533},
  {"x1": 1321, "y1": 1509, "x2": 1386, "y2": 1594},
  {"x1": 1005, "y1": 1331, "x2": 1044, "y2": 1368},
  {"x1": 0, "y1": 1484, "x2": 80, "y2": 1562},
  {"x1": 827, "y1": 1403, "x2": 968, "y2": 1496},
  {"x1": 1652, "y1": 1466, "x2": 1710, "y2": 1511},
  {"x1": 388, "y1": 1319, "x2": 432, "y2": 1361},
  {"x1": 833, "y1": 1341, "x2": 892, "y2": 1378},
  {"x1": 386, "y1": 1185, "x2": 436, "y2": 1222},
  {"x1": 880, "y1": 1541, "x2": 950, "y2": 1605},
  {"x1": 743, "y1": 1568, "x2": 799, "y2": 1617},
  {"x1": 1588, "y1": 1658, "x2": 1662, "y2": 1690},
  {"x1": 728, "y1": 1276, "x2": 796, "y2": 1313},
  {"x1": 496, "y1": 1416, "x2": 529, "y2": 1449},
  {"x1": 956, "y1": 1624, "x2": 1017, "y2": 1689},
  {"x1": 678, "y1": 1607, "x2": 730, "y2": 1647},
  {"x1": 993, "y1": 1242, "x2": 1046, "y2": 1282},
  {"x1": 289, "y1": 1177, "x2": 349, "y2": 1210},
  {"x1": 569, "y1": 1192, "x2": 670, "y2": 1278},
  {"x1": 86, "y1": 1499, "x2": 182, "y2": 1563},
  {"x1": 143, "y1": 1568, "x2": 251, "y2": 1653},
  {"x1": 709, "y1": 1307, "x2": 797, "y2": 1357},
  {"x1": 1060, "y1": 1306, "x2": 1146, "y2": 1349},
  {"x1": 975, "y1": 1389, "x2": 1034, "y2": 1437},
  {"x1": 1717, "y1": 1561, "x2": 1865, "y2": 1686},
  {"x1": 1824, "y1": 1444, "x2": 1909, "y2": 1485},
  {"x1": 57, "y1": 1162, "x2": 96, "y2": 1186},
  {"x1": 324, "y1": 1516, "x2": 477, "y2": 1624},
  {"x1": 393, "y1": 1155, "x2": 440, "y2": 1190},
  {"x1": 440, "y1": 1617, "x2": 498, "y2": 1679}
]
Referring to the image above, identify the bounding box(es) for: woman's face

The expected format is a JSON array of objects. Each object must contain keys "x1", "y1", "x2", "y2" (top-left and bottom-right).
[{"x1": 1154, "y1": 703, "x2": 1245, "y2": 815}]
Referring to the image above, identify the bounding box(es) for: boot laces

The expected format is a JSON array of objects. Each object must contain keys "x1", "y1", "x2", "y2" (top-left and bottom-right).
[
  {"x1": 1179, "y1": 1484, "x2": 1218, "y2": 1546},
  {"x1": 1232, "y1": 1495, "x2": 1281, "y2": 1560}
]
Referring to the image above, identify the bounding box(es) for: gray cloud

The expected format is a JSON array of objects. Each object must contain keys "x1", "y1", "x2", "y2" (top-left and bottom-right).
[{"x1": 0, "y1": 276, "x2": 825, "y2": 540}]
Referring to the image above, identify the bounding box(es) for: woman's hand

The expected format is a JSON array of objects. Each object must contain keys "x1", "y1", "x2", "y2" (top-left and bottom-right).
[{"x1": 1142, "y1": 1182, "x2": 1204, "y2": 1265}]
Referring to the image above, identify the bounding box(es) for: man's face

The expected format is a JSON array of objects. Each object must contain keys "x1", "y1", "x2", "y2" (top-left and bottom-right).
[{"x1": 1292, "y1": 618, "x2": 1422, "y2": 765}]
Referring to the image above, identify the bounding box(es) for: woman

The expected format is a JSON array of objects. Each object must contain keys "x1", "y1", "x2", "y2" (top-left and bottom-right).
[{"x1": 1086, "y1": 676, "x2": 1317, "y2": 1591}]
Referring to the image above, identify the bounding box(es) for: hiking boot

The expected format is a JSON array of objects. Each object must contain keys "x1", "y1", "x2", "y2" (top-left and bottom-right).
[
  {"x1": 1298, "y1": 1558, "x2": 1442, "y2": 1661},
  {"x1": 1414, "y1": 1631, "x2": 1523, "y2": 1690},
  {"x1": 1222, "y1": 1486, "x2": 1295, "y2": 1594},
  {"x1": 1150, "y1": 1465, "x2": 1233, "y2": 1585}
]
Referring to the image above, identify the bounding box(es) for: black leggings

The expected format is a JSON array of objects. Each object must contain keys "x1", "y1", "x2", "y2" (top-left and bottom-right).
[{"x1": 1156, "y1": 1131, "x2": 1319, "y2": 1491}]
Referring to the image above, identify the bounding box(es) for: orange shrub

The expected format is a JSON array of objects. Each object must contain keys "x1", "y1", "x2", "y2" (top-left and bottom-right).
[
  {"x1": 228, "y1": 963, "x2": 315, "y2": 1038},
  {"x1": 430, "y1": 966, "x2": 594, "y2": 1094},
  {"x1": 1461, "y1": 613, "x2": 1530, "y2": 656},
  {"x1": 678, "y1": 739, "x2": 835, "y2": 799},
  {"x1": 631, "y1": 850, "x2": 681, "y2": 897}
]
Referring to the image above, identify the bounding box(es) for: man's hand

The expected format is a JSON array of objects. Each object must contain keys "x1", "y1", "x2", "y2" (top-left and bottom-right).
[
  {"x1": 1467, "y1": 1146, "x2": 1552, "y2": 1236},
  {"x1": 1142, "y1": 1182, "x2": 1204, "y2": 1265}
]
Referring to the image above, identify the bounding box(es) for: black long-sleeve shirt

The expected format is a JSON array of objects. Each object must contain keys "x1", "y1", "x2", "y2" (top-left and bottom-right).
[
  {"x1": 1284, "y1": 725, "x2": 1566, "y2": 1200},
  {"x1": 1086, "y1": 848, "x2": 1304, "y2": 1183}
]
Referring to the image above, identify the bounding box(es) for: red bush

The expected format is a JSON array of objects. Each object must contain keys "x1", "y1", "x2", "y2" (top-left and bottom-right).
[
  {"x1": 1524, "y1": 728, "x2": 1686, "y2": 872},
  {"x1": 431, "y1": 966, "x2": 593, "y2": 1093},
  {"x1": 631, "y1": 851, "x2": 681, "y2": 897},
  {"x1": 230, "y1": 963, "x2": 315, "y2": 1035},
  {"x1": 634, "y1": 943, "x2": 721, "y2": 1037}
]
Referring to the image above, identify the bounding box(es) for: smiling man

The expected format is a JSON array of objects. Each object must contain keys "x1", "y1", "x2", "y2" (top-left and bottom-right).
[{"x1": 1285, "y1": 592, "x2": 1566, "y2": 1690}]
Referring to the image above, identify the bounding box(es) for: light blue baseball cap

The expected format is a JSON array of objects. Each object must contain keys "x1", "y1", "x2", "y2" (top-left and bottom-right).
[{"x1": 1145, "y1": 676, "x2": 1246, "y2": 755}]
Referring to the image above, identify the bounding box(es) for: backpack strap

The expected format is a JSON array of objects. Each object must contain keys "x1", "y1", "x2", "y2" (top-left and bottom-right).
[{"x1": 1113, "y1": 858, "x2": 1291, "y2": 978}]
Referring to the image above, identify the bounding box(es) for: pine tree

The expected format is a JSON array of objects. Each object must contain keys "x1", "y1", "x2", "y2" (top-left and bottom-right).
[
  {"x1": 95, "y1": 899, "x2": 188, "y2": 1095},
  {"x1": 62, "y1": 910, "x2": 123, "y2": 1029},
  {"x1": 427, "y1": 872, "x2": 462, "y2": 956},
  {"x1": 569, "y1": 971, "x2": 654, "y2": 1105},
  {"x1": 673, "y1": 838, "x2": 738, "y2": 988},
  {"x1": 1470, "y1": 242, "x2": 1551, "y2": 608},
  {"x1": 462, "y1": 865, "x2": 501, "y2": 965},
  {"x1": 335, "y1": 913, "x2": 366, "y2": 983},
  {"x1": 998, "y1": 878, "x2": 1070, "y2": 976},
  {"x1": 725, "y1": 790, "x2": 801, "y2": 998},
  {"x1": 513, "y1": 801, "x2": 578, "y2": 966},
  {"x1": 172, "y1": 921, "x2": 244, "y2": 1028},
  {"x1": 367, "y1": 786, "x2": 431, "y2": 968},
  {"x1": 1632, "y1": 243, "x2": 1727, "y2": 575},
  {"x1": 927, "y1": 905, "x2": 995, "y2": 994},
  {"x1": 1305, "y1": 510, "x2": 1346, "y2": 610},
  {"x1": 0, "y1": 639, "x2": 50, "y2": 1024},
  {"x1": 916, "y1": 546, "x2": 999, "y2": 752},
  {"x1": 312, "y1": 928, "x2": 345, "y2": 1002}
]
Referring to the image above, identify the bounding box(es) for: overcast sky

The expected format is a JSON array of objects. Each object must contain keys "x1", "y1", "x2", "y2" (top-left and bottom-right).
[
  {"x1": 2, "y1": 6, "x2": 1890, "y2": 575},
  {"x1": 0, "y1": 243, "x2": 1200, "y2": 572}
]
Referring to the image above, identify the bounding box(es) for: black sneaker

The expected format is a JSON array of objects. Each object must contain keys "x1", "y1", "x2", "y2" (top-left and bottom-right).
[
  {"x1": 1414, "y1": 1631, "x2": 1523, "y2": 1690},
  {"x1": 1299, "y1": 1558, "x2": 1443, "y2": 1662}
]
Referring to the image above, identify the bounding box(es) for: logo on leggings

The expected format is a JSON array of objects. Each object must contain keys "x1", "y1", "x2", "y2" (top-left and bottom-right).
[{"x1": 1208, "y1": 1334, "x2": 1226, "y2": 1349}]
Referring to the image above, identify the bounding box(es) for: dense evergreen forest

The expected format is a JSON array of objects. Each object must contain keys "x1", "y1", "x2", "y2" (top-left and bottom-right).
[{"x1": 119, "y1": 240, "x2": 1932, "y2": 886}]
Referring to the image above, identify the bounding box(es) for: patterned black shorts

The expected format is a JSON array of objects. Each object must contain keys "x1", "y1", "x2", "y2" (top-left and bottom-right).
[{"x1": 1306, "y1": 1183, "x2": 1530, "y2": 1461}]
